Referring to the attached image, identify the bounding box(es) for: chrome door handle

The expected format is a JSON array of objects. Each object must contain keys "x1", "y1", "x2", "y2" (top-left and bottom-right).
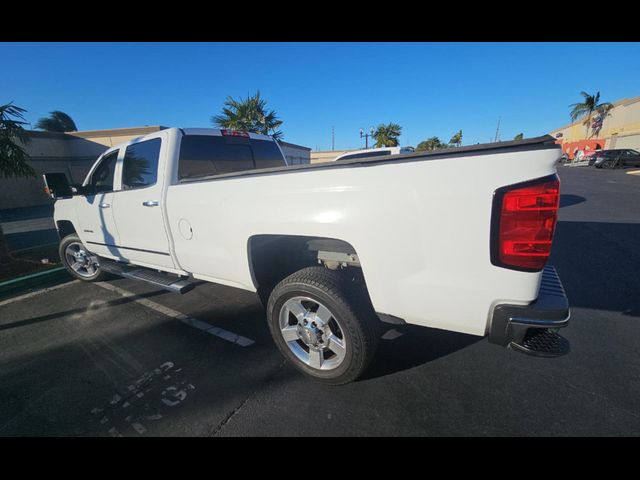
[
  {"x1": 99, "y1": 203, "x2": 111, "y2": 208},
  {"x1": 143, "y1": 200, "x2": 159, "y2": 207}
]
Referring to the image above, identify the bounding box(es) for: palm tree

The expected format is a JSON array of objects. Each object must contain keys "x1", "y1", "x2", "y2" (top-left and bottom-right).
[
  {"x1": 449, "y1": 130, "x2": 463, "y2": 147},
  {"x1": 35, "y1": 110, "x2": 78, "y2": 132},
  {"x1": 0, "y1": 102, "x2": 35, "y2": 264},
  {"x1": 416, "y1": 137, "x2": 448, "y2": 152},
  {"x1": 514, "y1": 133, "x2": 524, "y2": 140},
  {"x1": 212, "y1": 91, "x2": 283, "y2": 141},
  {"x1": 372, "y1": 122, "x2": 402, "y2": 147},
  {"x1": 569, "y1": 91, "x2": 613, "y2": 138}
]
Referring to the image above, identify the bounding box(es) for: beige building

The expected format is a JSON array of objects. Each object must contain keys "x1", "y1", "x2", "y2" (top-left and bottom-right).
[
  {"x1": 0, "y1": 126, "x2": 311, "y2": 210},
  {"x1": 550, "y1": 96, "x2": 640, "y2": 157},
  {"x1": 310, "y1": 149, "x2": 356, "y2": 164}
]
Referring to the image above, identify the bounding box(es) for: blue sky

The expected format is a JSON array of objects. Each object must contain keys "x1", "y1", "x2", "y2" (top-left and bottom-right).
[{"x1": 2, "y1": 42, "x2": 639, "y2": 150}]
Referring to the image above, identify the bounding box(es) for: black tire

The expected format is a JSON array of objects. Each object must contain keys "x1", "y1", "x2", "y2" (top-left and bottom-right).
[
  {"x1": 59, "y1": 234, "x2": 109, "y2": 282},
  {"x1": 266, "y1": 266, "x2": 380, "y2": 385}
]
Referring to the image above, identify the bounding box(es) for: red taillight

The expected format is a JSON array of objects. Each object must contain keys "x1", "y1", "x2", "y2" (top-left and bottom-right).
[
  {"x1": 221, "y1": 129, "x2": 250, "y2": 137},
  {"x1": 491, "y1": 175, "x2": 560, "y2": 271}
]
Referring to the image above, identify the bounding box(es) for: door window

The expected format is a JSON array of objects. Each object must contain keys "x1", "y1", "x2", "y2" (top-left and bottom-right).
[
  {"x1": 89, "y1": 150, "x2": 118, "y2": 193},
  {"x1": 122, "y1": 138, "x2": 161, "y2": 190}
]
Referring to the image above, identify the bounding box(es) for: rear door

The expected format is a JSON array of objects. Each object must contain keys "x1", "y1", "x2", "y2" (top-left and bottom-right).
[{"x1": 111, "y1": 132, "x2": 175, "y2": 269}]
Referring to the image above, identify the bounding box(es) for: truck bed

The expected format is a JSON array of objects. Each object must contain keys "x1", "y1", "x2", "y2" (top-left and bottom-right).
[{"x1": 166, "y1": 134, "x2": 561, "y2": 337}]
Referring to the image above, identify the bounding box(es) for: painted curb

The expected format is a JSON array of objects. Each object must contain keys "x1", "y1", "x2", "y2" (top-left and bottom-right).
[{"x1": 0, "y1": 266, "x2": 72, "y2": 301}]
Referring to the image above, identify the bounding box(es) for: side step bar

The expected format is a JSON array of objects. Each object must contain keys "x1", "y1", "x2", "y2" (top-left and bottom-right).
[{"x1": 99, "y1": 259, "x2": 195, "y2": 294}]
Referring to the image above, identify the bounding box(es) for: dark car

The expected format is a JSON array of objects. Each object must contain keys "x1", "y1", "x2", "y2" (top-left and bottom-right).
[{"x1": 593, "y1": 149, "x2": 640, "y2": 169}]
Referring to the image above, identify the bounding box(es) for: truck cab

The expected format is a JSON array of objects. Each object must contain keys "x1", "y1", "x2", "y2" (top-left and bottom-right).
[{"x1": 55, "y1": 128, "x2": 287, "y2": 274}]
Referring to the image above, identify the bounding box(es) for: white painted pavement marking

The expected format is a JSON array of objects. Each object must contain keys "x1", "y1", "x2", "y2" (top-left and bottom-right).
[
  {"x1": 0, "y1": 280, "x2": 79, "y2": 307},
  {"x1": 93, "y1": 281, "x2": 255, "y2": 347}
]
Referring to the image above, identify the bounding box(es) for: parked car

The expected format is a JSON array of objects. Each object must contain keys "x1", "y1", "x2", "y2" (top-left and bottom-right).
[
  {"x1": 333, "y1": 146, "x2": 414, "y2": 162},
  {"x1": 593, "y1": 149, "x2": 640, "y2": 168},
  {"x1": 44, "y1": 130, "x2": 570, "y2": 384}
]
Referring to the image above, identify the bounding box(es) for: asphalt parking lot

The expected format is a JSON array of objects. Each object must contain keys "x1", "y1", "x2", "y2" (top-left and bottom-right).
[{"x1": 1, "y1": 165, "x2": 639, "y2": 436}]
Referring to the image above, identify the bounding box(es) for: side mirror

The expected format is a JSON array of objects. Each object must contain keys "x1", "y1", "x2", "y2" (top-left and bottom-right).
[{"x1": 43, "y1": 173, "x2": 73, "y2": 200}]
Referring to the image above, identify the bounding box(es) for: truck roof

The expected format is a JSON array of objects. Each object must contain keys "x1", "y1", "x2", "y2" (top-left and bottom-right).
[{"x1": 179, "y1": 128, "x2": 275, "y2": 142}]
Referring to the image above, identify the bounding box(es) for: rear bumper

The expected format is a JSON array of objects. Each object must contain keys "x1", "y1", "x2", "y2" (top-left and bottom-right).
[{"x1": 488, "y1": 265, "x2": 570, "y2": 348}]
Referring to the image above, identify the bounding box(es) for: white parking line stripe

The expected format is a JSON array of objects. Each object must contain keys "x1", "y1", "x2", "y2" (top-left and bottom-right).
[
  {"x1": 93, "y1": 282, "x2": 255, "y2": 347},
  {"x1": 0, "y1": 280, "x2": 79, "y2": 308}
]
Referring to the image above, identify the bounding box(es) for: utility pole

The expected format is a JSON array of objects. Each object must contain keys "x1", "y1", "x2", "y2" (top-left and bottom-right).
[
  {"x1": 332, "y1": 126, "x2": 335, "y2": 151},
  {"x1": 493, "y1": 116, "x2": 501, "y2": 143}
]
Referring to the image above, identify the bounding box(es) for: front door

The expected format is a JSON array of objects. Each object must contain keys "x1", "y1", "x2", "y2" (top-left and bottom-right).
[
  {"x1": 111, "y1": 134, "x2": 175, "y2": 269},
  {"x1": 75, "y1": 149, "x2": 121, "y2": 258}
]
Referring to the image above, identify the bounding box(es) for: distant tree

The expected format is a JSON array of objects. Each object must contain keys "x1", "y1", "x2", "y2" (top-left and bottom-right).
[
  {"x1": 569, "y1": 91, "x2": 613, "y2": 138},
  {"x1": 372, "y1": 122, "x2": 402, "y2": 147},
  {"x1": 513, "y1": 132, "x2": 524, "y2": 140},
  {"x1": 212, "y1": 91, "x2": 283, "y2": 141},
  {"x1": 0, "y1": 102, "x2": 35, "y2": 263},
  {"x1": 35, "y1": 110, "x2": 78, "y2": 132},
  {"x1": 416, "y1": 136, "x2": 448, "y2": 151},
  {"x1": 449, "y1": 130, "x2": 463, "y2": 147}
]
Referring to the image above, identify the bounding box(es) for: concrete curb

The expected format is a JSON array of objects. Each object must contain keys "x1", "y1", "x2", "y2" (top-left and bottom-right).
[{"x1": 0, "y1": 266, "x2": 72, "y2": 302}]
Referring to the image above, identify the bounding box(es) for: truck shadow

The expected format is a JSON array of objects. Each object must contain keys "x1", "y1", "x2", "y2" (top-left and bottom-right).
[
  {"x1": 551, "y1": 220, "x2": 640, "y2": 317},
  {"x1": 559, "y1": 194, "x2": 586, "y2": 208},
  {"x1": 361, "y1": 325, "x2": 481, "y2": 380}
]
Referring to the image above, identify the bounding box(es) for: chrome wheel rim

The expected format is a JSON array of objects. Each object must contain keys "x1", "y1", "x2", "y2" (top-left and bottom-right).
[
  {"x1": 64, "y1": 242, "x2": 99, "y2": 278},
  {"x1": 279, "y1": 296, "x2": 347, "y2": 371}
]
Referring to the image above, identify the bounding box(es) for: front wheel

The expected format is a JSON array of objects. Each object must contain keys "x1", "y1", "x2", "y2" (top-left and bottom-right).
[
  {"x1": 266, "y1": 267, "x2": 380, "y2": 385},
  {"x1": 59, "y1": 234, "x2": 109, "y2": 282}
]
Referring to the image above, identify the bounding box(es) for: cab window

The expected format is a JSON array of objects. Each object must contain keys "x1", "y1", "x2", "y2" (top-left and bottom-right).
[
  {"x1": 178, "y1": 135, "x2": 284, "y2": 180},
  {"x1": 122, "y1": 138, "x2": 161, "y2": 190},
  {"x1": 89, "y1": 150, "x2": 118, "y2": 193}
]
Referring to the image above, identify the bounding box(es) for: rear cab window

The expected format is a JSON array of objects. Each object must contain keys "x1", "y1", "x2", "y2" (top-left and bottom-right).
[{"x1": 178, "y1": 134, "x2": 285, "y2": 181}]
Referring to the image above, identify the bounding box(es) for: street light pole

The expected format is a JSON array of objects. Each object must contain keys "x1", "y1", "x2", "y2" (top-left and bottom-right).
[{"x1": 360, "y1": 127, "x2": 374, "y2": 149}]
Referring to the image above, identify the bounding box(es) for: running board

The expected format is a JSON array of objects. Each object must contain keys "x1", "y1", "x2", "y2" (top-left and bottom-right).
[{"x1": 99, "y1": 260, "x2": 195, "y2": 294}]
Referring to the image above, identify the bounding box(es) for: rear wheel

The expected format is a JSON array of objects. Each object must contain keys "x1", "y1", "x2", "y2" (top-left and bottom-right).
[
  {"x1": 266, "y1": 266, "x2": 380, "y2": 385},
  {"x1": 59, "y1": 234, "x2": 109, "y2": 282}
]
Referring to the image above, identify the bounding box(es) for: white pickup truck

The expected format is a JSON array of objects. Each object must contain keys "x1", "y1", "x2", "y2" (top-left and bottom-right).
[{"x1": 44, "y1": 128, "x2": 570, "y2": 384}]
